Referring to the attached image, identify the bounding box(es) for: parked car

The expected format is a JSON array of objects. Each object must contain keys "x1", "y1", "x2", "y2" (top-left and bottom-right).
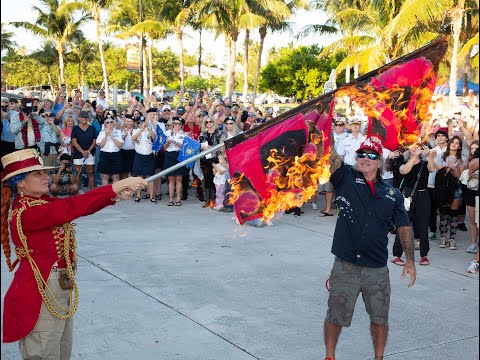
[{"x1": 10, "y1": 86, "x2": 39, "y2": 97}]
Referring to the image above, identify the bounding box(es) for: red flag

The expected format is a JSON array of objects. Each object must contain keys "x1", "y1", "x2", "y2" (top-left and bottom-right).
[{"x1": 225, "y1": 37, "x2": 448, "y2": 223}]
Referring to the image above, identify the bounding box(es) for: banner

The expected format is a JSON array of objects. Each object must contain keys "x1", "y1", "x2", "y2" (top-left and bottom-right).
[{"x1": 126, "y1": 44, "x2": 140, "y2": 72}]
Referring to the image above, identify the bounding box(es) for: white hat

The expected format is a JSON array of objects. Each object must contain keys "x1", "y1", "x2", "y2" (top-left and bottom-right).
[{"x1": 162, "y1": 105, "x2": 171, "y2": 111}]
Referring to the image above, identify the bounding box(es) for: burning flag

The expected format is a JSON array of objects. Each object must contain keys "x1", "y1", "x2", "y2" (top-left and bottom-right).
[{"x1": 224, "y1": 37, "x2": 448, "y2": 224}]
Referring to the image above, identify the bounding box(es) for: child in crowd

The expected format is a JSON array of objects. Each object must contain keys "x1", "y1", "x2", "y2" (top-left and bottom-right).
[
  {"x1": 212, "y1": 153, "x2": 227, "y2": 210},
  {"x1": 49, "y1": 153, "x2": 79, "y2": 196}
]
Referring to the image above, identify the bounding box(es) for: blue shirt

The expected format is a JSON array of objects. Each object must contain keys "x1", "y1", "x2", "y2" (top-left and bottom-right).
[
  {"x1": 330, "y1": 162, "x2": 410, "y2": 268},
  {"x1": 53, "y1": 103, "x2": 64, "y2": 116},
  {"x1": 1, "y1": 118, "x2": 16, "y2": 142}
]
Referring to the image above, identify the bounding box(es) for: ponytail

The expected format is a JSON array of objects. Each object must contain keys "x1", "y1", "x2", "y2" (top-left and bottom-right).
[{"x1": 1, "y1": 183, "x2": 14, "y2": 272}]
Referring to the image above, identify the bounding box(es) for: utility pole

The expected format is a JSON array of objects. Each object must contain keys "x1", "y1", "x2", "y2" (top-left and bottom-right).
[{"x1": 139, "y1": 0, "x2": 144, "y2": 99}]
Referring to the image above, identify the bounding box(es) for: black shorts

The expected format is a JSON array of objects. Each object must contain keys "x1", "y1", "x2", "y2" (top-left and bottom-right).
[
  {"x1": 464, "y1": 188, "x2": 477, "y2": 207},
  {"x1": 98, "y1": 151, "x2": 122, "y2": 175},
  {"x1": 132, "y1": 153, "x2": 155, "y2": 177}
]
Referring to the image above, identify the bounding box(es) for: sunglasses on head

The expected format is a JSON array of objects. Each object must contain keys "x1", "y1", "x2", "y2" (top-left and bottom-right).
[{"x1": 356, "y1": 152, "x2": 379, "y2": 160}]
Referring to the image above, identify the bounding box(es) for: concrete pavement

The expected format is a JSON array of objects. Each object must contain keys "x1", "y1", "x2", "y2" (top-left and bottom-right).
[{"x1": 1, "y1": 191, "x2": 479, "y2": 360}]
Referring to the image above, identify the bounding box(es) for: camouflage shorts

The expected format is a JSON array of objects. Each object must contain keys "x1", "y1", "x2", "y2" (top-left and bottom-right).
[{"x1": 326, "y1": 257, "x2": 391, "y2": 327}]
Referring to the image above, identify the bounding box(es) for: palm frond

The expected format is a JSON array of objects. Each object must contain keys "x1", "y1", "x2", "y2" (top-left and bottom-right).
[
  {"x1": 10, "y1": 21, "x2": 48, "y2": 37},
  {"x1": 333, "y1": 8, "x2": 380, "y2": 33},
  {"x1": 459, "y1": 33, "x2": 479, "y2": 58},
  {"x1": 319, "y1": 35, "x2": 376, "y2": 57},
  {"x1": 296, "y1": 24, "x2": 338, "y2": 39},
  {"x1": 385, "y1": 0, "x2": 449, "y2": 38}
]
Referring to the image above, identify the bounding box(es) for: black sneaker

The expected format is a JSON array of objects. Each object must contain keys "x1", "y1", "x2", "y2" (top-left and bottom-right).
[
  {"x1": 294, "y1": 207, "x2": 301, "y2": 217},
  {"x1": 458, "y1": 223, "x2": 468, "y2": 232}
]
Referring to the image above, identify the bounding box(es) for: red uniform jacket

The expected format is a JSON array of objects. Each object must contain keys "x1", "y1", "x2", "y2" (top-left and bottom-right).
[{"x1": 3, "y1": 185, "x2": 116, "y2": 343}]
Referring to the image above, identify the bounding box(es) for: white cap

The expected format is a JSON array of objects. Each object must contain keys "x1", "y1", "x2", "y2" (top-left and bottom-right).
[{"x1": 162, "y1": 105, "x2": 171, "y2": 111}]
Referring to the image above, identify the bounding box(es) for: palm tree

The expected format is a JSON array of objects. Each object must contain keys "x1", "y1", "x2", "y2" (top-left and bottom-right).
[
  {"x1": 68, "y1": 38, "x2": 97, "y2": 88},
  {"x1": 10, "y1": 0, "x2": 89, "y2": 86},
  {"x1": 63, "y1": 0, "x2": 116, "y2": 101},
  {"x1": 250, "y1": 0, "x2": 307, "y2": 102},
  {"x1": 29, "y1": 41, "x2": 58, "y2": 93},
  {"x1": 1, "y1": 23, "x2": 17, "y2": 56}
]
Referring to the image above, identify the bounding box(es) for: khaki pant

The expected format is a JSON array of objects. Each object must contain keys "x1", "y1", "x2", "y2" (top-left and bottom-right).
[{"x1": 19, "y1": 271, "x2": 73, "y2": 360}]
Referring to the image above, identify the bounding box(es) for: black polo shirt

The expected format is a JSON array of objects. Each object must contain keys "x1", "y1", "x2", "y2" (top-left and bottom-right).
[{"x1": 330, "y1": 162, "x2": 410, "y2": 268}]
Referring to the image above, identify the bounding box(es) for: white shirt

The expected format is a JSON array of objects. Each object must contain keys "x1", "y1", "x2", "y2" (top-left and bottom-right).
[
  {"x1": 427, "y1": 145, "x2": 447, "y2": 188},
  {"x1": 121, "y1": 128, "x2": 135, "y2": 150},
  {"x1": 336, "y1": 133, "x2": 366, "y2": 166},
  {"x1": 333, "y1": 131, "x2": 348, "y2": 152},
  {"x1": 164, "y1": 130, "x2": 185, "y2": 152},
  {"x1": 381, "y1": 147, "x2": 393, "y2": 180},
  {"x1": 133, "y1": 128, "x2": 154, "y2": 155},
  {"x1": 213, "y1": 163, "x2": 227, "y2": 185},
  {"x1": 96, "y1": 97, "x2": 109, "y2": 110},
  {"x1": 97, "y1": 128, "x2": 123, "y2": 153}
]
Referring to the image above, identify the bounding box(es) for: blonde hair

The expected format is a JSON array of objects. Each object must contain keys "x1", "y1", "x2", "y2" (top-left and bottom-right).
[{"x1": 63, "y1": 115, "x2": 76, "y2": 128}]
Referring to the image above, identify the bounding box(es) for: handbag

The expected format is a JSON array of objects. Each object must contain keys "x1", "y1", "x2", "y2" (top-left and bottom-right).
[{"x1": 400, "y1": 161, "x2": 425, "y2": 212}]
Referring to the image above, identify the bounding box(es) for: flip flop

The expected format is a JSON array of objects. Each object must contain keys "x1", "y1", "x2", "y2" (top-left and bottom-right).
[
  {"x1": 319, "y1": 210, "x2": 333, "y2": 217},
  {"x1": 175, "y1": 201, "x2": 182, "y2": 206},
  {"x1": 167, "y1": 201, "x2": 174, "y2": 206}
]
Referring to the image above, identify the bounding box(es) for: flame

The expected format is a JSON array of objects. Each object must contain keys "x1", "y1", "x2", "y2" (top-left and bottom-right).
[{"x1": 336, "y1": 74, "x2": 435, "y2": 149}]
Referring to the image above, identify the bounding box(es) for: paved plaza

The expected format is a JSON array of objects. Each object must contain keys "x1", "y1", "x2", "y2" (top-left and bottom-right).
[{"x1": 1, "y1": 191, "x2": 479, "y2": 360}]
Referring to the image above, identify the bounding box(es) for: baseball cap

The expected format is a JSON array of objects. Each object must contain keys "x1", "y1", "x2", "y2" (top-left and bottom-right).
[
  {"x1": 162, "y1": 105, "x2": 171, "y2": 111},
  {"x1": 172, "y1": 116, "x2": 185, "y2": 125},
  {"x1": 435, "y1": 127, "x2": 449, "y2": 139},
  {"x1": 176, "y1": 106, "x2": 186, "y2": 115},
  {"x1": 224, "y1": 116, "x2": 235, "y2": 123},
  {"x1": 146, "y1": 107, "x2": 157, "y2": 113},
  {"x1": 356, "y1": 138, "x2": 382, "y2": 156},
  {"x1": 79, "y1": 111, "x2": 90, "y2": 118}
]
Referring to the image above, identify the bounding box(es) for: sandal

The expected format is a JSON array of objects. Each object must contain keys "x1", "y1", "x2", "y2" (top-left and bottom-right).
[
  {"x1": 319, "y1": 210, "x2": 333, "y2": 217},
  {"x1": 175, "y1": 201, "x2": 181, "y2": 206},
  {"x1": 134, "y1": 198, "x2": 141, "y2": 203},
  {"x1": 155, "y1": 194, "x2": 162, "y2": 200},
  {"x1": 150, "y1": 198, "x2": 157, "y2": 203},
  {"x1": 167, "y1": 201, "x2": 174, "y2": 206}
]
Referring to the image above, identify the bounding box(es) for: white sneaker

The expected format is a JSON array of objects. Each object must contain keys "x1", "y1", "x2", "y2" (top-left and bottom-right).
[
  {"x1": 312, "y1": 203, "x2": 318, "y2": 210},
  {"x1": 449, "y1": 239, "x2": 457, "y2": 250},
  {"x1": 466, "y1": 244, "x2": 478, "y2": 253},
  {"x1": 467, "y1": 260, "x2": 479, "y2": 274},
  {"x1": 439, "y1": 237, "x2": 447, "y2": 248}
]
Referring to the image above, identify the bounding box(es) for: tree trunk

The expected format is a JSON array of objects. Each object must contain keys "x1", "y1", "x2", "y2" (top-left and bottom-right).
[
  {"x1": 227, "y1": 31, "x2": 238, "y2": 100},
  {"x1": 354, "y1": 62, "x2": 359, "y2": 78},
  {"x1": 225, "y1": 35, "x2": 232, "y2": 99},
  {"x1": 78, "y1": 62, "x2": 81, "y2": 89},
  {"x1": 57, "y1": 43, "x2": 65, "y2": 87},
  {"x1": 449, "y1": 0, "x2": 465, "y2": 104},
  {"x1": 148, "y1": 37, "x2": 153, "y2": 95},
  {"x1": 253, "y1": 26, "x2": 266, "y2": 105},
  {"x1": 345, "y1": 63, "x2": 350, "y2": 83},
  {"x1": 142, "y1": 42, "x2": 148, "y2": 97},
  {"x1": 198, "y1": 29, "x2": 202, "y2": 76},
  {"x1": 96, "y1": 13, "x2": 109, "y2": 103},
  {"x1": 463, "y1": 54, "x2": 470, "y2": 96},
  {"x1": 242, "y1": 29, "x2": 250, "y2": 107},
  {"x1": 47, "y1": 71, "x2": 54, "y2": 95},
  {"x1": 176, "y1": 30, "x2": 185, "y2": 104}
]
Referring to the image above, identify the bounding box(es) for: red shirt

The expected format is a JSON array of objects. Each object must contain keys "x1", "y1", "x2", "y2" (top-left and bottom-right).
[{"x1": 183, "y1": 124, "x2": 200, "y2": 140}]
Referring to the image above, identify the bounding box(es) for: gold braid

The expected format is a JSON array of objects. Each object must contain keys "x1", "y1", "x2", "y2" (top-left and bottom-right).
[{"x1": 14, "y1": 199, "x2": 79, "y2": 319}]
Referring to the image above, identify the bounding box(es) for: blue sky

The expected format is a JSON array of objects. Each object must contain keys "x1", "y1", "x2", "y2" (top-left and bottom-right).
[{"x1": 1, "y1": 0, "x2": 338, "y2": 67}]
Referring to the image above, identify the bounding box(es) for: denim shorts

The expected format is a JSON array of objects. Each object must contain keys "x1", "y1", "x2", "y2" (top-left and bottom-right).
[
  {"x1": 453, "y1": 184, "x2": 463, "y2": 200},
  {"x1": 326, "y1": 257, "x2": 391, "y2": 327}
]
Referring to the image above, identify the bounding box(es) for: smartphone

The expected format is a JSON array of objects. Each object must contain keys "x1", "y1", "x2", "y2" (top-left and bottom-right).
[
  {"x1": 68, "y1": 97, "x2": 72, "y2": 102},
  {"x1": 61, "y1": 84, "x2": 66, "y2": 88},
  {"x1": 41, "y1": 85, "x2": 51, "y2": 90},
  {"x1": 199, "y1": 90, "x2": 204, "y2": 98}
]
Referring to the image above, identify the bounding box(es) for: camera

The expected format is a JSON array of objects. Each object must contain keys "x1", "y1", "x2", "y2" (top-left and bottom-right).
[
  {"x1": 41, "y1": 85, "x2": 51, "y2": 90},
  {"x1": 189, "y1": 101, "x2": 195, "y2": 107},
  {"x1": 1, "y1": 106, "x2": 7, "y2": 112},
  {"x1": 68, "y1": 97, "x2": 72, "y2": 102},
  {"x1": 22, "y1": 102, "x2": 34, "y2": 115},
  {"x1": 199, "y1": 90, "x2": 204, "y2": 98},
  {"x1": 61, "y1": 84, "x2": 66, "y2": 88}
]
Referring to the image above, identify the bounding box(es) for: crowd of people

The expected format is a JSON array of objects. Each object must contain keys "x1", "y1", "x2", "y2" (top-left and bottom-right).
[{"x1": 1, "y1": 88, "x2": 478, "y2": 273}]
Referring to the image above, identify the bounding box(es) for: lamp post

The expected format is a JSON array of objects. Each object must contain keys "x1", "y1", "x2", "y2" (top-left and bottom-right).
[{"x1": 139, "y1": 0, "x2": 144, "y2": 99}]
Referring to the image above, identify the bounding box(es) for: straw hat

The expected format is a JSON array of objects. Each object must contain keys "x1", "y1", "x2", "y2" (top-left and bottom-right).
[{"x1": 1, "y1": 149, "x2": 57, "y2": 182}]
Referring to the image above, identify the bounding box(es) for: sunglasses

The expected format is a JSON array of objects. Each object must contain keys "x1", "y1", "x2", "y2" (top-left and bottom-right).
[
  {"x1": 173, "y1": 122, "x2": 182, "y2": 125},
  {"x1": 205, "y1": 120, "x2": 213, "y2": 124},
  {"x1": 105, "y1": 121, "x2": 114, "y2": 124},
  {"x1": 335, "y1": 123, "x2": 345, "y2": 127},
  {"x1": 357, "y1": 152, "x2": 379, "y2": 160},
  {"x1": 248, "y1": 113, "x2": 256, "y2": 117},
  {"x1": 226, "y1": 122, "x2": 235, "y2": 125},
  {"x1": 164, "y1": 109, "x2": 171, "y2": 112}
]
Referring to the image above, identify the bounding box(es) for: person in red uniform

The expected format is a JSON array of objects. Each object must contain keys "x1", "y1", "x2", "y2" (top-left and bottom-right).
[{"x1": 1, "y1": 148, "x2": 146, "y2": 359}]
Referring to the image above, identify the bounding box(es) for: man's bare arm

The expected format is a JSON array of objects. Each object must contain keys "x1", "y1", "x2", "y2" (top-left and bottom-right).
[
  {"x1": 327, "y1": 130, "x2": 342, "y2": 174},
  {"x1": 397, "y1": 225, "x2": 414, "y2": 261}
]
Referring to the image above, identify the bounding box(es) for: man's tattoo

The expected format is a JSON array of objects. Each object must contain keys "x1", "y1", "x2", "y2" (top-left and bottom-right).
[{"x1": 397, "y1": 226, "x2": 414, "y2": 261}]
